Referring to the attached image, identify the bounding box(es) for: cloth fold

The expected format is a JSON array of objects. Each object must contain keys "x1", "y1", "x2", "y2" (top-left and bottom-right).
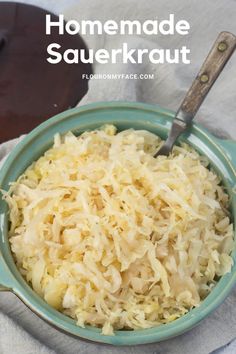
[{"x1": 0, "y1": 0, "x2": 236, "y2": 353}]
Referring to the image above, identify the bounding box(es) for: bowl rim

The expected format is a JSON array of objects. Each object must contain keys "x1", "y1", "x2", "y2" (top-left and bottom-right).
[{"x1": 0, "y1": 101, "x2": 236, "y2": 346}]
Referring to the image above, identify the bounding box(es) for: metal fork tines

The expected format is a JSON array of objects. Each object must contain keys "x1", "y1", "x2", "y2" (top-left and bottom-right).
[{"x1": 154, "y1": 119, "x2": 187, "y2": 157}]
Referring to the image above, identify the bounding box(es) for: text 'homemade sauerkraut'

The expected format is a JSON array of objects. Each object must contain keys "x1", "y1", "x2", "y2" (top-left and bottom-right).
[{"x1": 3, "y1": 125, "x2": 234, "y2": 335}]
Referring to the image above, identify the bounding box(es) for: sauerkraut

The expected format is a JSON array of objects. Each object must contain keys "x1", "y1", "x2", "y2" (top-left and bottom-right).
[{"x1": 3, "y1": 125, "x2": 234, "y2": 335}]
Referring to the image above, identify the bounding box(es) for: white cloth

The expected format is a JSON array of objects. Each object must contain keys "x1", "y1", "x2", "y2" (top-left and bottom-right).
[{"x1": 0, "y1": 0, "x2": 236, "y2": 353}]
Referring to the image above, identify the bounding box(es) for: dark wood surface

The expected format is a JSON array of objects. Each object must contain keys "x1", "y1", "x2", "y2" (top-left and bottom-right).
[{"x1": 0, "y1": 2, "x2": 92, "y2": 143}]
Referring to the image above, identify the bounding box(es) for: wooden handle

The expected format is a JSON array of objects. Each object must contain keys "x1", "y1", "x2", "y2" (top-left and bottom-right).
[{"x1": 178, "y1": 31, "x2": 236, "y2": 121}]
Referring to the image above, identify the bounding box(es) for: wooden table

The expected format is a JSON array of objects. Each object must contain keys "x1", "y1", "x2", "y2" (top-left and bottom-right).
[{"x1": 0, "y1": 2, "x2": 92, "y2": 143}]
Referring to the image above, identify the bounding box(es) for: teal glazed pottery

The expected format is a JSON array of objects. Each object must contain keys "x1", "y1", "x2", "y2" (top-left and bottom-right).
[{"x1": 0, "y1": 102, "x2": 235, "y2": 345}]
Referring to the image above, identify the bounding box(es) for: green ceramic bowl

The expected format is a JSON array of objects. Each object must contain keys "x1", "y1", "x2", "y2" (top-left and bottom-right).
[{"x1": 0, "y1": 102, "x2": 235, "y2": 345}]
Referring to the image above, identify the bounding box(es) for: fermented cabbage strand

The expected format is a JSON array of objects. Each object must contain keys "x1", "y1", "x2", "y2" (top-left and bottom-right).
[{"x1": 4, "y1": 125, "x2": 233, "y2": 335}]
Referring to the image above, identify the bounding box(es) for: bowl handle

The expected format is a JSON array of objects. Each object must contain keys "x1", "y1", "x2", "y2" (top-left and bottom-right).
[
  {"x1": 215, "y1": 138, "x2": 236, "y2": 168},
  {"x1": 0, "y1": 254, "x2": 12, "y2": 292}
]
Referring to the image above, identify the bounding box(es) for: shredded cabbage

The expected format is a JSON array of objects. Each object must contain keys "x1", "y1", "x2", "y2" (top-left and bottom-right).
[{"x1": 3, "y1": 125, "x2": 234, "y2": 335}]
